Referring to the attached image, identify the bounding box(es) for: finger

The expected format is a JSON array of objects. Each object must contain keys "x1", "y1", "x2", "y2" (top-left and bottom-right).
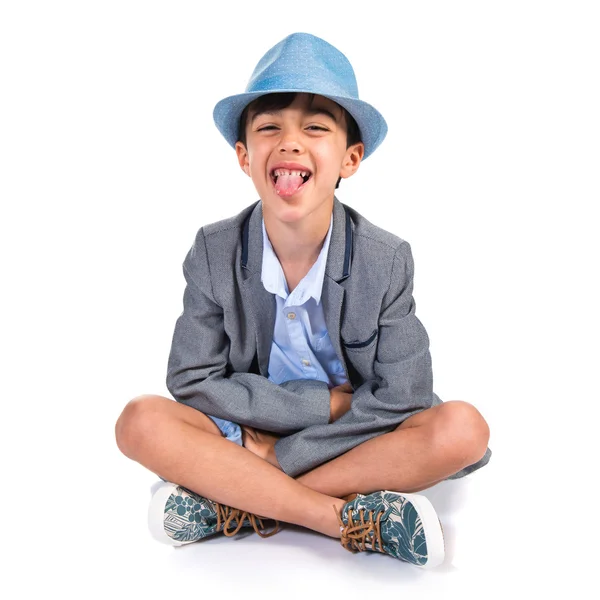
[{"x1": 241, "y1": 427, "x2": 253, "y2": 449}]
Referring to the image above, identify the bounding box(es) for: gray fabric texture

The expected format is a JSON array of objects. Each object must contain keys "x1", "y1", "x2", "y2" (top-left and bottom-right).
[{"x1": 166, "y1": 197, "x2": 491, "y2": 478}]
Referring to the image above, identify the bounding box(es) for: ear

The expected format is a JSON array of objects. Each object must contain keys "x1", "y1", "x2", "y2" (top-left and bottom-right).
[
  {"x1": 339, "y1": 142, "x2": 365, "y2": 180},
  {"x1": 235, "y1": 141, "x2": 251, "y2": 176}
]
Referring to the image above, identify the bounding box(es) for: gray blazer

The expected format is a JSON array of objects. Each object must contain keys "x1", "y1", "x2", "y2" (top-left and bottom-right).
[{"x1": 166, "y1": 197, "x2": 491, "y2": 478}]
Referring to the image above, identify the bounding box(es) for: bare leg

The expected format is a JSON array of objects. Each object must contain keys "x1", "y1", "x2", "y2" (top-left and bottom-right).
[
  {"x1": 295, "y1": 401, "x2": 490, "y2": 497},
  {"x1": 115, "y1": 395, "x2": 346, "y2": 539}
]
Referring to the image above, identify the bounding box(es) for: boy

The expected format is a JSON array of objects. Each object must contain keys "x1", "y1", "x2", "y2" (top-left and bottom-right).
[{"x1": 115, "y1": 32, "x2": 491, "y2": 568}]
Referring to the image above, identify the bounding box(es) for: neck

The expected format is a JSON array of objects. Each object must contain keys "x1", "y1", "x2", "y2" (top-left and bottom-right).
[{"x1": 263, "y1": 198, "x2": 333, "y2": 265}]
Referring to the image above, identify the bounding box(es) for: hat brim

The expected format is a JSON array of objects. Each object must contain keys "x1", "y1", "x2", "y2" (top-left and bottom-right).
[{"x1": 213, "y1": 89, "x2": 387, "y2": 160}]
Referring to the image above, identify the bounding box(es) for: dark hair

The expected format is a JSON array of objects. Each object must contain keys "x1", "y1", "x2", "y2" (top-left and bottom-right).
[{"x1": 237, "y1": 93, "x2": 362, "y2": 189}]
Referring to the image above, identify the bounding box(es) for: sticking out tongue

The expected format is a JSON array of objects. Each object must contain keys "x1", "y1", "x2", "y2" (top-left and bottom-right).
[{"x1": 275, "y1": 173, "x2": 304, "y2": 197}]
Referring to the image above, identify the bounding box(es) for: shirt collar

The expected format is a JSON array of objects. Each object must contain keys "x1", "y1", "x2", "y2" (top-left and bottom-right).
[{"x1": 261, "y1": 212, "x2": 333, "y2": 305}]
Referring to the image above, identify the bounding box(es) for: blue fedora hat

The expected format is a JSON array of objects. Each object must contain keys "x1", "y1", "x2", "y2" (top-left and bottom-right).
[{"x1": 213, "y1": 32, "x2": 387, "y2": 160}]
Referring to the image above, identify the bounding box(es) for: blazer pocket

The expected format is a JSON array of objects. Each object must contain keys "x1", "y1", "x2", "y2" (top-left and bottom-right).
[
  {"x1": 341, "y1": 328, "x2": 378, "y2": 351},
  {"x1": 341, "y1": 328, "x2": 378, "y2": 384}
]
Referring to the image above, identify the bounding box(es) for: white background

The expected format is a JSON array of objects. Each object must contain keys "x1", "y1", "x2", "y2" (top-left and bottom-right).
[{"x1": 1, "y1": 1, "x2": 598, "y2": 598}]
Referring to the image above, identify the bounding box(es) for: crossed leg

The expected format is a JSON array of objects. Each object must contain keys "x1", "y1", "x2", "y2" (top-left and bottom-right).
[
  {"x1": 116, "y1": 396, "x2": 488, "y2": 539},
  {"x1": 294, "y1": 400, "x2": 490, "y2": 496}
]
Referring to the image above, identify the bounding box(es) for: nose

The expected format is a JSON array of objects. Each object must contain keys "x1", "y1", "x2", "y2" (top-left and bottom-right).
[{"x1": 277, "y1": 127, "x2": 303, "y2": 154}]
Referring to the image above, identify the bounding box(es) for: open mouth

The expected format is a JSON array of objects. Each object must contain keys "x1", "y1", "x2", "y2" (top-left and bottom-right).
[
  {"x1": 270, "y1": 168, "x2": 312, "y2": 185},
  {"x1": 270, "y1": 168, "x2": 312, "y2": 196}
]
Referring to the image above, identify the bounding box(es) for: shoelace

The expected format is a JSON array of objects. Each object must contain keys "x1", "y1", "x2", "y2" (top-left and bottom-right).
[
  {"x1": 215, "y1": 502, "x2": 281, "y2": 538},
  {"x1": 333, "y1": 504, "x2": 385, "y2": 553}
]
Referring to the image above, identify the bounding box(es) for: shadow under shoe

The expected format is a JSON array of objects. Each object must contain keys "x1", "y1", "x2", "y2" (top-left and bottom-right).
[
  {"x1": 149, "y1": 481, "x2": 281, "y2": 546},
  {"x1": 333, "y1": 490, "x2": 445, "y2": 568}
]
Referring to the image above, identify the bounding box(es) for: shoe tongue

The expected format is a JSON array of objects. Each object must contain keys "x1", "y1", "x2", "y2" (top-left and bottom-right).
[{"x1": 275, "y1": 173, "x2": 303, "y2": 196}]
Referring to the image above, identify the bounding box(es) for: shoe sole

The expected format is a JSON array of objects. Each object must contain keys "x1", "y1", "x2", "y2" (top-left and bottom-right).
[
  {"x1": 148, "y1": 481, "x2": 196, "y2": 547},
  {"x1": 389, "y1": 491, "x2": 445, "y2": 569}
]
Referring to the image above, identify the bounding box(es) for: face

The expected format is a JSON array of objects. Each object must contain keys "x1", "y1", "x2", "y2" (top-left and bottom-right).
[{"x1": 235, "y1": 93, "x2": 364, "y2": 226}]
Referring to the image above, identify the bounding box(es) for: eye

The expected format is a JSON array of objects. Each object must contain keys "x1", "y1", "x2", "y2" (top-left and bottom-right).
[
  {"x1": 256, "y1": 125, "x2": 279, "y2": 132},
  {"x1": 306, "y1": 125, "x2": 329, "y2": 131}
]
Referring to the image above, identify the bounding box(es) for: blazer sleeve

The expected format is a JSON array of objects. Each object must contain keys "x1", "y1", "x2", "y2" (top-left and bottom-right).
[
  {"x1": 274, "y1": 241, "x2": 445, "y2": 476},
  {"x1": 165, "y1": 228, "x2": 331, "y2": 434}
]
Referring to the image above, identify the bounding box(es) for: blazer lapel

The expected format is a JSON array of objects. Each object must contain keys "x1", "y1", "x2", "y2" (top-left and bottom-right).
[{"x1": 322, "y1": 197, "x2": 354, "y2": 376}]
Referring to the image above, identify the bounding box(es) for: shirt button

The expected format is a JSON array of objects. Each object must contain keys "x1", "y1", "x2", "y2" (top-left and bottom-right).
[
  {"x1": 287, "y1": 312, "x2": 296, "y2": 319},
  {"x1": 301, "y1": 359, "x2": 311, "y2": 366}
]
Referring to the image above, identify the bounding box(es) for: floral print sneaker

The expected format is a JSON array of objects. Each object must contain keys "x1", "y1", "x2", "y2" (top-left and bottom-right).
[
  {"x1": 148, "y1": 481, "x2": 281, "y2": 546},
  {"x1": 333, "y1": 490, "x2": 445, "y2": 568}
]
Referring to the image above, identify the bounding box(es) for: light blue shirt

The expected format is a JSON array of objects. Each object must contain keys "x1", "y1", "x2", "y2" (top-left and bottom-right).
[
  {"x1": 205, "y1": 212, "x2": 348, "y2": 444},
  {"x1": 261, "y1": 213, "x2": 348, "y2": 389}
]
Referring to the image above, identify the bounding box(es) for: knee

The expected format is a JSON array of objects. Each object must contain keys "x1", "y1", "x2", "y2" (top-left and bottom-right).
[
  {"x1": 115, "y1": 394, "x2": 166, "y2": 459},
  {"x1": 434, "y1": 401, "x2": 490, "y2": 467}
]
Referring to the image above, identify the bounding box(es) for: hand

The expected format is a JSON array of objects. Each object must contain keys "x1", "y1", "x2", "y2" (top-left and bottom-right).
[
  {"x1": 241, "y1": 425, "x2": 283, "y2": 470},
  {"x1": 329, "y1": 382, "x2": 354, "y2": 423}
]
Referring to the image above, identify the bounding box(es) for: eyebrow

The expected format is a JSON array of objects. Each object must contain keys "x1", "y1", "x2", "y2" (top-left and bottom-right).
[{"x1": 250, "y1": 107, "x2": 340, "y2": 125}]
